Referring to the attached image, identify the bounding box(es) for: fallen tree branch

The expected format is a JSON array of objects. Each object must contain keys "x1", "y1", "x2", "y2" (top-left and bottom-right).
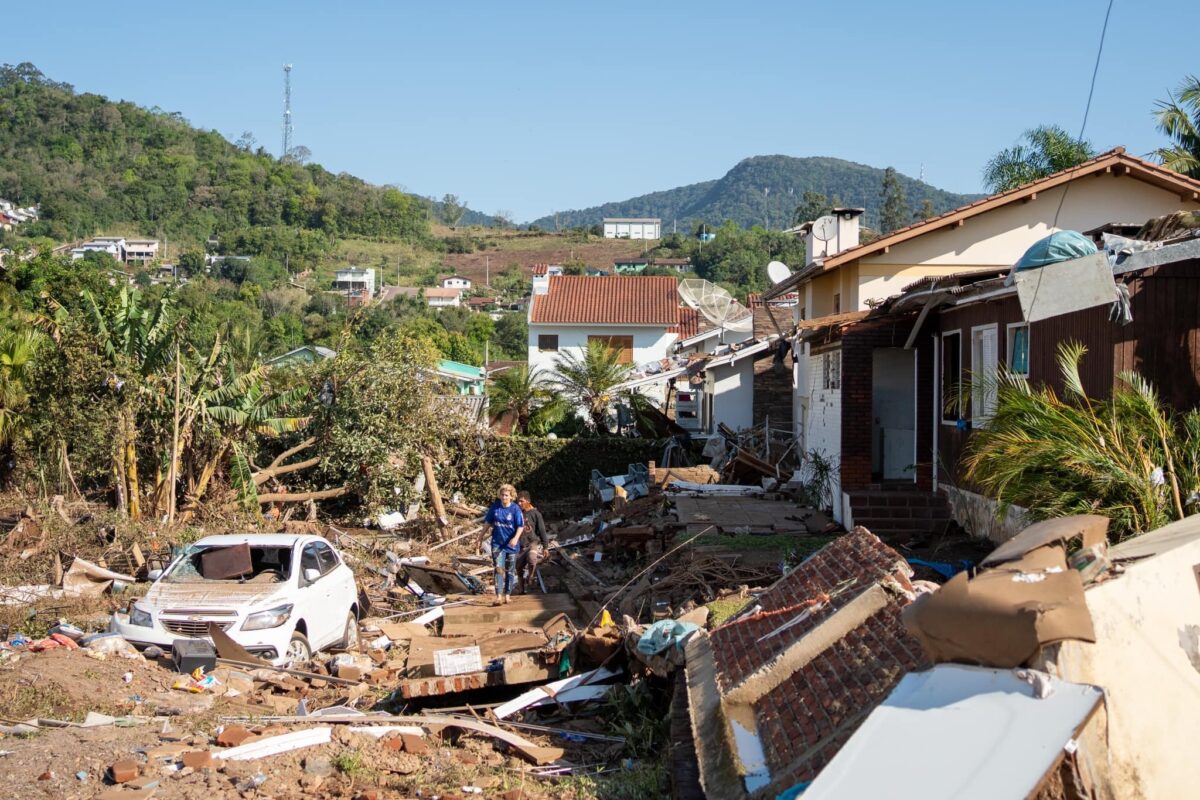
[
  {"x1": 256, "y1": 486, "x2": 349, "y2": 504},
  {"x1": 253, "y1": 455, "x2": 321, "y2": 486}
]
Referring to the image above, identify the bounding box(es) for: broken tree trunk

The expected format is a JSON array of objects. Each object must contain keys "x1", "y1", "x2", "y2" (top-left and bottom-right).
[
  {"x1": 255, "y1": 486, "x2": 349, "y2": 505},
  {"x1": 422, "y1": 455, "x2": 450, "y2": 535},
  {"x1": 252, "y1": 437, "x2": 319, "y2": 487}
]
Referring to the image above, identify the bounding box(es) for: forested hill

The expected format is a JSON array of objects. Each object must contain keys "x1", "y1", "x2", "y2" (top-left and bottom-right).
[
  {"x1": 529, "y1": 155, "x2": 982, "y2": 231},
  {"x1": 0, "y1": 63, "x2": 440, "y2": 265}
]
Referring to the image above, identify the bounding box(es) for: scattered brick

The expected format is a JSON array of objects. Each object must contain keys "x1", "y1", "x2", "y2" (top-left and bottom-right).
[
  {"x1": 109, "y1": 758, "x2": 139, "y2": 783},
  {"x1": 401, "y1": 733, "x2": 430, "y2": 755},
  {"x1": 181, "y1": 750, "x2": 220, "y2": 770},
  {"x1": 216, "y1": 725, "x2": 255, "y2": 747}
]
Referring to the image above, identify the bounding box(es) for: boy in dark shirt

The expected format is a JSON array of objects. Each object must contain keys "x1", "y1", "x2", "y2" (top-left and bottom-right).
[
  {"x1": 481, "y1": 483, "x2": 524, "y2": 605},
  {"x1": 515, "y1": 490, "x2": 550, "y2": 594}
]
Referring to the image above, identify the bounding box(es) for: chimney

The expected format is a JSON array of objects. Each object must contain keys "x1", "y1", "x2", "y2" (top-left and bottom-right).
[
  {"x1": 831, "y1": 207, "x2": 864, "y2": 254},
  {"x1": 532, "y1": 274, "x2": 550, "y2": 295}
]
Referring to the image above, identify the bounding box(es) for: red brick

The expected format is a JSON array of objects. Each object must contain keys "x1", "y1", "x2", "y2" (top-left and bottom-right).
[
  {"x1": 400, "y1": 734, "x2": 430, "y2": 755},
  {"x1": 181, "y1": 750, "x2": 220, "y2": 770},
  {"x1": 110, "y1": 758, "x2": 139, "y2": 783},
  {"x1": 216, "y1": 725, "x2": 255, "y2": 747}
]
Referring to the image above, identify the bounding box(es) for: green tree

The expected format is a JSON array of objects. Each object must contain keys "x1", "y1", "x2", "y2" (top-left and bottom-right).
[
  {"x1": 982, "y1": 125, "x2": 1095, "y2": 192},
  {"x1": 1152, "y1": 75, "x2": 1200, "y2": 178},
  {"x1": 0, "y1": 329, "x2": 37, "y2": 451},
  {"x1": 915, "y1": 198, "x2": 936, "y2": 222},
  {"x1": 549, "y1": 340, "x2": 632, "y2": 433},
  {"x1": 441, "y1": 193, "x2": 466, "y2": 228},
  {"x1": 493, "y1": 313, "x2": 527, "y2": 358},
  {"x1": 487, "y1": 365, "x2": 564, "y2": 435},
  {"x1": 792, "y1": 190, "x2": 832, "y2": 226},
  {"x1": 960, "y1": 342, "x2": 1200, "y2": 539},
  {"x1": 879, "y1": 167, "x2": 911, "y2": 234}
]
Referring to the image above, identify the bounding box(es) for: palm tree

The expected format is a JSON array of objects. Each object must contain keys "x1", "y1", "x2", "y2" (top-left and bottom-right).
[
  {"x1": 487, "y1": 364, "x2": 564, "y2": 435},
  {"x1": 982, "y1": 126, "x2": 1095, "y2": 193},
  {"x1": 1152, "y1": 75, "x2": 1200, "y2": 178},
  {"x1": 961, "y1": 342, "x2": 1200, "y2": 539},
  {"x1": 549, "y1": 341, "x2": 633, "y2": 433}
]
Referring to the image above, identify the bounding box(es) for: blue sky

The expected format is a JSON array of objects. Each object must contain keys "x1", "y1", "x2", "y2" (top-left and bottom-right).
[{"x1": 6, "y1": 1, "x2": 1198, "y2": 222}]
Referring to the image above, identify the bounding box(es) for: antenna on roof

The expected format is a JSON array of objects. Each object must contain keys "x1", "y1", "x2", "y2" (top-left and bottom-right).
[
  {"x1": 678, "y1": 279, "x2": 753, "y2": 337},
  {"x1": 767, "y1": 260, "x2": 792, "y2": 285}
]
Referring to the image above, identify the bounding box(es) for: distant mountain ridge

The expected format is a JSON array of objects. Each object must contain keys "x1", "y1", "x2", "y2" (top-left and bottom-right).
[{"x1": 529, "y1": 155, "x2": 983, "y2": 231}]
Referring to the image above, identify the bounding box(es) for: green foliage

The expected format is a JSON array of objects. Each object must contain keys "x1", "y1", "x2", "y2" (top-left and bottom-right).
[
  {"x1": 961, "y1": 342, "x2": 1200, "y2": 539},
  {"x1": 549, "y1": 340, "x2": 633, "y2": 432},
  {"x1": 487, "y1": 364, "x2": 565, "y2": 435},
  {"x1": 1153, "y1": 75, "x2": 1200, "y2": 178},
  {"x1": 492, "y1": 313, "x2": 527, "y2": 358},
  {"x1": 529, "y1": 155, "x2": 980, "y2": 232},
  {"x1": 982, "y1": 125, "x2": 1095, "y2": 193},
  {"x1": 0, "y1": 329, "x2": 38, "y2": 449},
  {"x1": 879, "y1": 167, "x2": 911, "y2": 234},
  {"x1": 442, "y1": 436, "x2": 662, "y2": 503},
  {"x1": 0, "y1": 63, "x2": 431, "y2": 253},
  {"x1": 439, "y1": 193, "x2": 466, "y2": 227},
  {"x1": 307, "y1": 331, "x2": 463, "y2": 511},
  {"x1": 657, "y1": 220, "x2": 805, "y2": 296},
  {"x1": 791, "y1": 189, "x2": 841, "y2": 226}
]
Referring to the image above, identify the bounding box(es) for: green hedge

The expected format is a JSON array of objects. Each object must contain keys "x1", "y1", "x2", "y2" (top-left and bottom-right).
[{"x1": 441, "y1": 436, "x2": 664, "y2": 504}]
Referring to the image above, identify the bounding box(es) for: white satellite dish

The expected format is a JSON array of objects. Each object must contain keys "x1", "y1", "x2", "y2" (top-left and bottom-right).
[
  {"x1": 767, "y1": 260, "x2": 792, "y2": 285},
  {"x1": 812, "y1": 215, "x2": 838, "y2": 241},
  {"x1": 678, "y1": 279, "x2": 754, "y2": 334}
]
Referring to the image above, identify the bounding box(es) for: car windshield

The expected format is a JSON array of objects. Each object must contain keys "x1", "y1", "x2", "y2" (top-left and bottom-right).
[{"x1": 163, "y1": 544, "x2": 293, "y2": 584}]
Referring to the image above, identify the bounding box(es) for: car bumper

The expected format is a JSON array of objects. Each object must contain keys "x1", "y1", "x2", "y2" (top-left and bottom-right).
[{"x1": 110, "y1": 613, "x2": 294, "y2": 665}]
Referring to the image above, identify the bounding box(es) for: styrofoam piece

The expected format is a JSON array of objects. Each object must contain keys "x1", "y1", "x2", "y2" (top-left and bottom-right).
[
  {"x1": 411, "y1": 606, "x2": 444, "y2": 626},
  {"x1": 218, "y1": 726, "x2": 333, "y2": 760}
]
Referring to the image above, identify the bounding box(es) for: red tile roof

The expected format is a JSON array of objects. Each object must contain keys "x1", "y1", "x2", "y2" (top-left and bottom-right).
[
  {"x1": 689, "y1": 528, "x2": 927, "y2": 796},
  {"x1": 530, "y1": 275, "x2": 680, "y2": 325},
  {"x1": 670, "y1": 306, "x2": 702, "y2": 339},
  {"x1": 531, "y1": 263, "x2": 549, "y2": 277}
]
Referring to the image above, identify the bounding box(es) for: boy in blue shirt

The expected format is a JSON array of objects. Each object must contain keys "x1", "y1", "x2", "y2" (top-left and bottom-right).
[{"x1": 481, "y1": 483, "x2": 524, "y2": 605}]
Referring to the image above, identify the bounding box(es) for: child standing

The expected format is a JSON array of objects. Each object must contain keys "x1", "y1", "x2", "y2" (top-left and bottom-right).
[{"x1": 482, "y1": 483, "x2": 524, "y2": 605}]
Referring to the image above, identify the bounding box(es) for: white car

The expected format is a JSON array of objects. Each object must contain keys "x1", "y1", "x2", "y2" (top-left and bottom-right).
[{"x1": 111, "y1": 534, "x2": 359, "y2": 666}]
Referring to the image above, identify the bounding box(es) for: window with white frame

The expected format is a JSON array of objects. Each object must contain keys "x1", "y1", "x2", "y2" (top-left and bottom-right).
[
  {"x1": 1007, "y1": 323, "x2": 1030, "y2": 378},
  {"x1": 822, "y1": 350, "x2": 841, "y2": 390},
  {"x1": 971, "y1": 325, "x2": 999, "y2": 420}
]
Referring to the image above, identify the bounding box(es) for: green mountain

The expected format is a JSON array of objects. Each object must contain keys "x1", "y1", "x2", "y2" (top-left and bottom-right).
[
  {"x1": 0, "y1": 62, "x2": 436, "y2": 268},
  {"x1": 529, "y1": 155, "x2": 983, "y2": 231}
]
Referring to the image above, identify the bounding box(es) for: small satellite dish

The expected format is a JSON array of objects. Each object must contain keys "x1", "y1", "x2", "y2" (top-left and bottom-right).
[
  {"x1": 767, "y1": 260, "x2": 792, "y2": 285},
  {"x1": 678, "y1": 279, "x2": 754, "y2": 334},
  {"x1": 812, "y1": 215, "x2": 838, "y2": 241}
]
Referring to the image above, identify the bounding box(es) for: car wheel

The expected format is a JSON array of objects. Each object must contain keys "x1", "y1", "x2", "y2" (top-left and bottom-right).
[
  {"x1": 339, "y1": 612, "x2": 360, "y2": 650},
  {"x1": 284, "y1": 632, "x2": 311, "y2": 667}
]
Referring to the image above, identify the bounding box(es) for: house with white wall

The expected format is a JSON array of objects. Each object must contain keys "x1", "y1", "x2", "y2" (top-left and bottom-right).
[
  {"x1": 333, "y1": 268, "x2": 376, "y2": 305},
  {"x1": 425, "y1": 287, "x2": 462, "y2": 308},
  {"x1": 528, "y1": 275, "x2": 680, "y2": 402},
  {"x1": 442, "y1": 275, "x2": 472, "y2": 290},
  {"x1": 763, "y1": 148, "x2": 1200, "y2": 529},
  {"x1": 603, "y1": 218, "x2": 661, "y2": 240}
]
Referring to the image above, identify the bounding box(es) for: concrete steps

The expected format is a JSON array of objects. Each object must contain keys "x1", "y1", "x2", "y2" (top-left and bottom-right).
[{"x1": 848, "y1": 488, "x2": 951, "y2": 543}]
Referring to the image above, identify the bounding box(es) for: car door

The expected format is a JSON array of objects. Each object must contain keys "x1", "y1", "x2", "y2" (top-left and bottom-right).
[{"x1": 296, "y1": 542, "x2": 337, "y2": 650}]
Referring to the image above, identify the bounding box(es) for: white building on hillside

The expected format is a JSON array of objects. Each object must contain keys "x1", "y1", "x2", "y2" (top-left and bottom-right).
[
  {"x1": 425, "y1": 287, "x2": 462, "y2": 308},
  {"x1": 442, "y1": 276, "x2": 472, "y2": 290},
  {"x1": 333, "y1": 268, "x2": 376, "y2": 302},
  {"x1": 602, "y1": 218, "x2": 661, "y2": 240}
]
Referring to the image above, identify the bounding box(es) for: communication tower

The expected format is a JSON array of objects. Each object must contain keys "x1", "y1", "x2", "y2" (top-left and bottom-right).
[{"x1": 281, "y1": 64, "x2": 293, "y2": 158}]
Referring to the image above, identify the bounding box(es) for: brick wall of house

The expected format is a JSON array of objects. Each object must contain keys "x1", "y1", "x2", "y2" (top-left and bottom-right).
[{"x1": 839, "y1": 315, "x2": 932, "y2": 492}]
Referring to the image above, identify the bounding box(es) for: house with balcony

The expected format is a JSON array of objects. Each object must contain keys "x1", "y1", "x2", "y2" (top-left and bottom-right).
[{"x1": 333, "y1": 267, "x2": 376, "y2": 307}]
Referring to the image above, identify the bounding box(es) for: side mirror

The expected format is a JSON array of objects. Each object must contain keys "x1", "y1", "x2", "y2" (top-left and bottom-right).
[
  {"x1": 303, "y1": 568, "x2": 321, "y2": 584},
  {"x1": 147, "y1": 569, "x2": 163, "y2": 581}
]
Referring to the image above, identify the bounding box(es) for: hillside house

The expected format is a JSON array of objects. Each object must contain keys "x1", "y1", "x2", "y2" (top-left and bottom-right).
[
  {"x1": 442, "y1": 275, "x2": 472, "y2": 290},
  {"x1": 333, "y1": 268, "x2": 376, "y2": 307},
  {"x1": 613, "y1": 257, "x2": 649, "y2": 274},
  {"x1": 264, "y1": 345, "x2": 337, "y2": 369},
  {"x1": 434, "y1": 359, "x2": 486, "y2": 395},
  {"x1": 764, "y1": 149, "x2": 1200, "y2": 529},
  {"x1": 603, "y1": 217, "x2": 661, "y2": 240},
  {"x1": 425, "y1": 287, "x2": 462, "y2": 308},
  {"x1": 71, "y1": 237, "x2": 125, "y2": 262},
  {"x1": 531, "y1": 263, "x2": 563, "y2": 278},
  {"x1": 528, "y1": 275, "x2": 681, "y2": 401},
  {"x1": 124, "y1": 239, "x2": 160, "y2": 264}
]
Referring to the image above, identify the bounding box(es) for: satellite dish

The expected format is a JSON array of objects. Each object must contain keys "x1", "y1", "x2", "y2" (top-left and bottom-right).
[
  {"x1": 678, "y1": 279, "x2": 754, "y2": 334},
  {"x1": 812, "y1": 215, "x2": 838, "y2": 241},
  {"x1": 767, "y1": 260, "x2": 792, "y2": 285}
]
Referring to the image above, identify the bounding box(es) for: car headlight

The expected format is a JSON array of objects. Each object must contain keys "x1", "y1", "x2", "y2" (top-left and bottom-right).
[
  {"x1": 242, "y1": 604, "x2": 293, "y2": 631},
  {"x1": 128, "y1": 603, "x2": 153, "y2": 628}
]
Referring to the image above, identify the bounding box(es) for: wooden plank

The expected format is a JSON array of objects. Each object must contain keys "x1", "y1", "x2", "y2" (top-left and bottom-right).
[{"x1": 440, "y1": 594, "x2": 581, "y2": 633}]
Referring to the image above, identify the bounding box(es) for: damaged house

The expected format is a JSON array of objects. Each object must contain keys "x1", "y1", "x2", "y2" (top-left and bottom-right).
[
  {"x1": 763, "y1": 149, "x2": 1200, "y2": 536},
  {"x1": 684, "y1": 528, "x2": 928, "y2": 799}
]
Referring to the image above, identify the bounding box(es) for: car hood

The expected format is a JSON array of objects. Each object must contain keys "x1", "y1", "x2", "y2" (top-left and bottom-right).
[{"x1": 141, "y1": 581, "x2": 289, "y2": 612}]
